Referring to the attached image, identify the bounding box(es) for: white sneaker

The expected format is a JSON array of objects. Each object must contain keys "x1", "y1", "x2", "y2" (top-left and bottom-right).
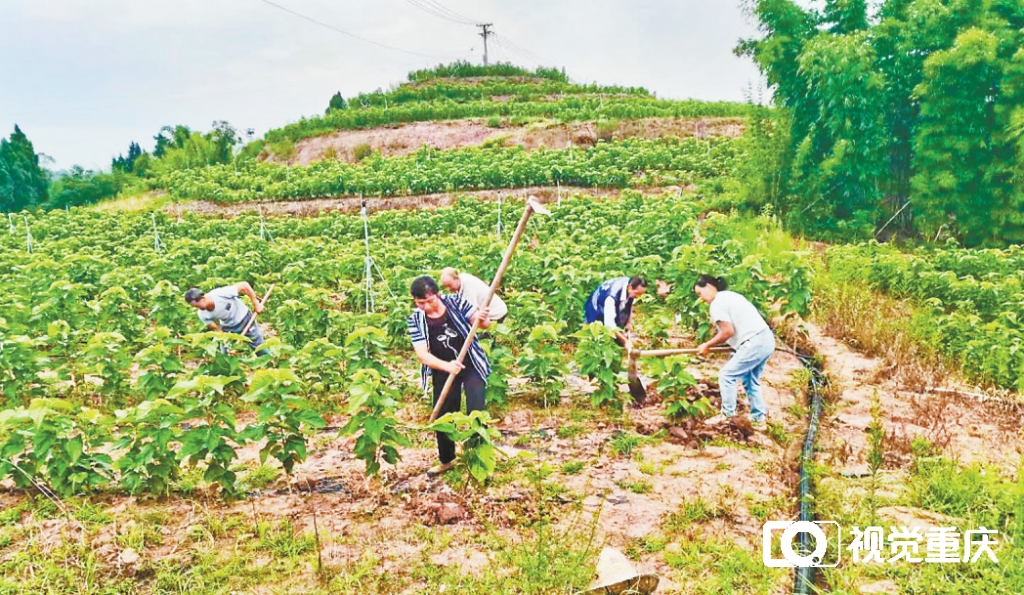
[
  {"x1": 751, "y1": 420, "x2": 768, "y2": 432},
  {"x1": 704, "y1": 414, "x2": 733, "y2": 426}
]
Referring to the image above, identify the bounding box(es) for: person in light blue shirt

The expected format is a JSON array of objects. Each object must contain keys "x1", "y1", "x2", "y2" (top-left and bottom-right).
[{"x1": 184, "y1": 282, "x2": 268, "y2": 355}]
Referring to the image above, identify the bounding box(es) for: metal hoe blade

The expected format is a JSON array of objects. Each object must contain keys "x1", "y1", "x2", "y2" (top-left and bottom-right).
[
  {"x1": 626, "y1": 348, "x2": 646, "y2": 405},
  {"x1": 526, "y1": 195, "x2": 551, "y2": 216}
]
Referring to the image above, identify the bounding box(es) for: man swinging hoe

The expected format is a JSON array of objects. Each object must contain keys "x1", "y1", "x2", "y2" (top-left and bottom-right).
[
  {"x1": 408, "y1": 197, "x2": 550, "y2": 476},
  {"x1": 184, "y1": 282, "x2": 272, "y2": 356}
]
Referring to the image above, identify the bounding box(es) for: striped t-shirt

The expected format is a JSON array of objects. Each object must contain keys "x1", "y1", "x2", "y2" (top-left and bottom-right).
[{"x1": 407, "y1": 294, "x2": 491, "y2": 390}]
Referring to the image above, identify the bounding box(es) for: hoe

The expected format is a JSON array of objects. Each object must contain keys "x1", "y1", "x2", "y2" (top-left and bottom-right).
[
  {"x1": 625, "y1": 341, "x2": 800, "y2": 404},
  {"x1": 430, "y1": 196, "x2": 551, "y2": 421},
  {"x1": 623, "y1": 339, "x2": 732, "y2": 405}
]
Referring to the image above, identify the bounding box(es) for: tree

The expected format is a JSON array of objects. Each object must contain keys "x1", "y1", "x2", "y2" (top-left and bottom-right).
[
  {"x1": 740, "y1": 0, "x2": 1024, "y2": 246},
  {"x1": 913, "y1": 23, "x2": 1024, "y2": 245},
  {"x1": 48, "y1": 167, "x2": 122, "y2": 209},
  {"x1": 207, "y1": 121, "x2": 240, "y2": 165},
  {"x1": 0, "y1": 156, "x2": 14, "y2": 211},
  {"x1": 112, "y1": 142, "x2": 145, "y2": 174},
  {"x1": 149, "y1": 122, "x2": 239, "y2": 173},
  {"x1": 822, "y1": 0, "x2": 868, "y2": 34},
  {"x1": 153, "y1": 125, "x2": 192, "y2": 158},
  {"x1": 327, "y1": 92, "x2": 347, "y2": 113},
  {"x1": 789, "y1": 31, "x2": 889, "y2": 238},
  {"x1": 0, "y1": 126, "x2": 48, "y2": 212}
]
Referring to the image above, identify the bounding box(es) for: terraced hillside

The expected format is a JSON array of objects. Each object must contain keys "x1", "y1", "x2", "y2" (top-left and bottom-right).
[{"x1": 135, "y1": 65, "x2": 754, "y2": 205}]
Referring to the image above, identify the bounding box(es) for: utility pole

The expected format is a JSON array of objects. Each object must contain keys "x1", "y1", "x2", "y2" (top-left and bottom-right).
[{"x1": 478, "y1": 23, "x2": 493, "y2": 65}]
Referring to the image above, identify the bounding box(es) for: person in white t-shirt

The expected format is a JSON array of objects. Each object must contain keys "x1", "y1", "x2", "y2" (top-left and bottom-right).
[
  {"x1": 184, "y1": 282, "x2": 269, "y2": 355},
  {"x1": 693, "y1": 274, "x2": 775, "y2": 431},
  {"x1": 440, "y1": 267, "x2": 508, "y2": 323}
]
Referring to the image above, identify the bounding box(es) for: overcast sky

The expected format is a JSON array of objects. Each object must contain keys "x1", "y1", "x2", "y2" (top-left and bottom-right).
[{"x1": 1, "y1": 0, "x2": 768, "y2": 170}]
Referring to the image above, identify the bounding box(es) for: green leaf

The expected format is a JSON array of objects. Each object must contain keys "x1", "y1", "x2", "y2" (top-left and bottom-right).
[{"x1": 66, "y1": 436, "x2": 83, "y2": 465}]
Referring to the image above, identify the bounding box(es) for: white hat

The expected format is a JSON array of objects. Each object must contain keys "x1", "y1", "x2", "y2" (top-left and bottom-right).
[{"x1": 583, "y1": 547, "x2": 660, "y2": 594}]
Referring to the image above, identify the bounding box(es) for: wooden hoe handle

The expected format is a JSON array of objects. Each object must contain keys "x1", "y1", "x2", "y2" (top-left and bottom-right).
[{"x1": 429, "y1": 198, "x2": 550, "y2": 422}]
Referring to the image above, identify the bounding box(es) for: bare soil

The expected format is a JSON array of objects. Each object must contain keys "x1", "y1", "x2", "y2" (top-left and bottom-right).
[
  {"x1": 808, "y1": 323, "x2": 1023, "y2": 475},
  {"x1": 169, "y1": 186, "x2": 694, "y2": 218},
  {"x1": 284, "y1": 117, "x2": 745, "y2": 166}
]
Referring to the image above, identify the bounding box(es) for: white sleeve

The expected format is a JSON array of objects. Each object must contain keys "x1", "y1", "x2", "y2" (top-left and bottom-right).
[
  {"x1": 603, "y1": 296, "x2": 618, "y2": 329},
  {"x1": 463, "y1": 275, "x2": 486, "y2": 309},
  {"x1": 709, "y1": 299, "x2": 732, "y2": 325},
  {"x1": 213, "y1": 285, "x2": 239, "y2": 299}
]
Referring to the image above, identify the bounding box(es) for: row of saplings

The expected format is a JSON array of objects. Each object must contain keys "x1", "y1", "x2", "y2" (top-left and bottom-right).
[{"x1": 0, "y1": 323, "x2": 710, "y2": 500}]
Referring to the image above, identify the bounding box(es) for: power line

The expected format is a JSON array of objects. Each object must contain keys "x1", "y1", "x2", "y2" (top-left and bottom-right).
[
  {"x1": 396, "y1": 0, "x2": 547, "y2": 67},
  {"x1": 495, "y1": 34, "x2": 544, "y2": 64},
  {"x1": 490, "y1": 37, "x2": 520, "y2": 63},
  {"x1": 418, "y1": 0, "x2": 480, "y2": 25},
  {"x1": 403, "y1": 0, "x2": 476, "y2": 25},
  {"x1": 254, "y1": 0, "x2": 440, "y2": 59},
  {"x1": 492, "y1": 33, "x2": 545, "y2": 66},
  {"x1": 491, "y1": 37, "x2": 530, "y2": 65}
]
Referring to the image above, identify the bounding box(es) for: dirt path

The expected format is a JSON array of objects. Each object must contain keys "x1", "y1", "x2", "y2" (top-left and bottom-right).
[
  {"x1": 168, "y1": 186, "x2": 693, "y2": 218},
  {"x1": 802, "y1": 322, "x2": 1023, "y2": 593},
  {"x1": 807, "y1": 323, "x2": 1022, "y2": 475},
  {"x1": 284, "y1": 117, "x2": 745, "y2": 166}
]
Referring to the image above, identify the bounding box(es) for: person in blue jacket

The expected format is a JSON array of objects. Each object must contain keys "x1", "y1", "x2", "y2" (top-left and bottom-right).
[{"x1": 584, "y1": 276, "x2": 648, "y2": 338}]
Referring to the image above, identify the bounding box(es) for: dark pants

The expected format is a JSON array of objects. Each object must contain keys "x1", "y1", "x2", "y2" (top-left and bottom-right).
[
  {"x1": 223, "y1": 312, "x2": 269, "y2": 356},
  {"x1": 432, "y1": 367, "x2": 486, "y2": 464}
]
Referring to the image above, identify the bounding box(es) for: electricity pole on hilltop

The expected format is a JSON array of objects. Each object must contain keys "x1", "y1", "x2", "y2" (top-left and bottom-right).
[{"x1": 478, "y1": 23, "x2": 493, "y2": 65}]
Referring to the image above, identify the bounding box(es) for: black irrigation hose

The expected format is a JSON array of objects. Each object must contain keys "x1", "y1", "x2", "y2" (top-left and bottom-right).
[{"x1": 794, "y1": 354, "x2": 827, "y2": 594}]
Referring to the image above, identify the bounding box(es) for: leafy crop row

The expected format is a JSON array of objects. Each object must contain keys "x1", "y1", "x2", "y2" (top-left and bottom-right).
[
  {"x1": 1, "y1": 193, "x2": 812, "y2": 496},
  {"x1": 154, "y1": 137, "x2": 741, "y2": 203},
  {"x1": 827, "y1": 242, "x2": 1024, "y2": 390},
  {"x1": 345, "y1": 79, "x2": 651, "y2": 110},
  {"x1": 406, "y1": 61, "x2": 570, "y2": 83}
]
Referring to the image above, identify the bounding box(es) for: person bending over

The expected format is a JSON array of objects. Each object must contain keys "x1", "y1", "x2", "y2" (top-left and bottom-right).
[
  {"x1": 693, "y1": 275, "x2": 775, "y2": 431},
  {"x1": 184, "y1": 282, "x2": 269, "y2": 356}
]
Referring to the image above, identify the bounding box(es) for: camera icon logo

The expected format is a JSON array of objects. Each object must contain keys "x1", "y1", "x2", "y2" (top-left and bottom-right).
[{"x1": 762, "y1": 520, "x2": 841, "y2": 568}]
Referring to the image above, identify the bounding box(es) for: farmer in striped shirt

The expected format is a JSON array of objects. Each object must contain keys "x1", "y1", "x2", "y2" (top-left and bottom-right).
[{"x1": 407, "y1": 276, "x2": 492, "y2": 476}]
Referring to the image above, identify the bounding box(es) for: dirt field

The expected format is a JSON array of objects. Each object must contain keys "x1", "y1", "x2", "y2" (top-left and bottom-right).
[
  {"x1": 283, "y1": 117, "x2": 745, "y2": 166},
  {"x1": 168, "y1": 186, "x2": 698, "y2": 218},
  {"x1": 808, "y1": 323, "x2": 1022, "y2": 475}
]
